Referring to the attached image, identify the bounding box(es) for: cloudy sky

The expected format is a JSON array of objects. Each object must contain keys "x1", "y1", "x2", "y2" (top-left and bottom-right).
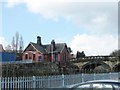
[{"x1": 0, "y1": 0, "x2": 118, "y2": 56}]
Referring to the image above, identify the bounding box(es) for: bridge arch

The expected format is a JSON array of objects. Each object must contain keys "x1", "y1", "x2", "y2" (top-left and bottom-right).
[
  {"x1": 113, "y1": 63, "x2": 120, "y2": 72},
  {"x1": 81, "y1": 61, "x2": 111, "y2": 73}
]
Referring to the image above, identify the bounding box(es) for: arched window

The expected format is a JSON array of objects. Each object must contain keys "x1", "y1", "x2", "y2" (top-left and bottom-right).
[
  {"x1": 25, "y1": 54, "x2": 28, "y2": 59},
  {"x1": 33, "y1": 54, "x2": 35, "y2": 60}
]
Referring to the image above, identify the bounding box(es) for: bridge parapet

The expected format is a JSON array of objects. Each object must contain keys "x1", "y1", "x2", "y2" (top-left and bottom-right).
[
  {"x1": 80, "y1": 56, "x2": 116, "y2": 59},
  {"x1": 71, "y1": 56, "x2": 118, "y2": 63}
]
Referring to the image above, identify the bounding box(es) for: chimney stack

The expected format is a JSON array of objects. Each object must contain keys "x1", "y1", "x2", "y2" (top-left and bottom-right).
[
  {"x1": 37, "y1": 36, "x2": 42, "y2": 45},
  {"x1": 51, "y1": 40, "x2": 56, "y2": 51}
]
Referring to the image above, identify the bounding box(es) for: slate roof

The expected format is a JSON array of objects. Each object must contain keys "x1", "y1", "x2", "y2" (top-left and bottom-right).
[
  {"x1": 44, "y1": 43, "x2": 66, "y2": 53},
  {"x1": 26, "y1": 42, "x2": 67, "y2": 54},
  {"x1": 30, "y1": 42, "x2": 47, "y2": 53}
]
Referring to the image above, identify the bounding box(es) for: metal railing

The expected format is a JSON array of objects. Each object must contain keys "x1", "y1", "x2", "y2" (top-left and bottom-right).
[{"x1": 0, "y1": 72, "x2": 119, "y2": 89}]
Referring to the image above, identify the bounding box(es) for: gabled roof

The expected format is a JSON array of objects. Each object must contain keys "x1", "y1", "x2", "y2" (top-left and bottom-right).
[
  {"x1": 24, "y1": 42, "x2": 68, "y2": 54},
  {"x1": 44, "y1": 43, "x2": 66, "y2": 53},
  {"x1": 30, "y1": 42, "x2": 47, "y2": 53},
  {"x1": 23, "y1": 42, "x2": 47, "y2": 53}
]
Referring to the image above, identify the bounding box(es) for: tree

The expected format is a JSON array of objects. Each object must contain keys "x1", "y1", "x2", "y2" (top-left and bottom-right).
[
  {"x1": 15, "y1": 32, "x2": 19, "y2": 52},
  {"x1": 110, "y1": 50, "x2": 120, "y2": 57},
  {"x1": 5, "y1": 44, "x2": 12, "y2": 52},
  {"x1": 67, "y1": 47, "x2": 72, "y2": 53},
  {"x1": 19, "y1": 35, "x2": 24, "y2": 52},
  {"x1": 11, "y1": 37, "x2": 15, "y2": 51},
  {"x1": 4, "y1": 32, "x2": 24, "y2": 60},
  {"x1": 11, "y1": 32, "x2": 24, "y2": 52},
  {"x1": 76, "y1": 51, "x2": 80, "y2": 59},
  {"x1": 76, "y1": 51, "x2": 85, "y2": 59}
]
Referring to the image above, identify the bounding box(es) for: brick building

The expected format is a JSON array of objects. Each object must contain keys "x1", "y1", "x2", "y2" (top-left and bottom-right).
[{"x1": 22, "y1": 36, "x2": 71, "y2": 63}]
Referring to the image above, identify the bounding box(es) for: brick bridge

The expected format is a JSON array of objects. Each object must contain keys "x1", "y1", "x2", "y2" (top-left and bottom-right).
[{"x1": 70, "y1": 56, "x2": 120, "y2": 73}]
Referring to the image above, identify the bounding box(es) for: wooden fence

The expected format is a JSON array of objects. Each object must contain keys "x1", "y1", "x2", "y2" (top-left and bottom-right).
[{"x1": 0, "y1": 72, "x2": 119, "y2": 89}]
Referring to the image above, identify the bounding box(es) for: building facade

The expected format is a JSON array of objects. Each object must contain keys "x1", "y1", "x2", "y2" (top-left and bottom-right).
[{"x1": 22, "y1": 36, "x2": 71, "y2": 63}]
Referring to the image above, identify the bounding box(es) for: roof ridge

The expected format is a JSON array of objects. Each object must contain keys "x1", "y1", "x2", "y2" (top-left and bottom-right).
[{"x1": 30, "y1": 42, "x2": 36, "y2": 44}]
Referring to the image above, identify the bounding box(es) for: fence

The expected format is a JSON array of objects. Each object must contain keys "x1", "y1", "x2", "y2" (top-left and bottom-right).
[{"x1": 0, "y1": 72, "x2": 119, "y2": 89}]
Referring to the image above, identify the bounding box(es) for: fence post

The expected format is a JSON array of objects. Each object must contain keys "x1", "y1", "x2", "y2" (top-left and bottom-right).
[
  {"x1": 81, "y1": 73, "x2": 84, "y2": 82},
  {"x1": 0, "y1": 77, "x2": 1, "y2": 90},
  {"x1": 109, "y1": 72, "x2": 111, "y2": 79},
  {"x1": 94, "y1": 73, "x2": 95, "y2": 80},
  {"x1": 102, "y1": 73, "x2": 104, "y2": 80},
  {"x1": 118, "y1": 72, "x2": 120, "y2": 81},
  {"x1": 32, "y1": 76, "x2": 36, "y2": 89},
  {"x1": 62, "y1": 74, "x2": 64, "y2": 87}
]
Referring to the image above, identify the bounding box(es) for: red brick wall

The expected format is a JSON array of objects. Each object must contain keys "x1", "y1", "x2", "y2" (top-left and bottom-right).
[
  {"x1": 58, "y1": 53, "x2": 60, "y2": 61},
  {"x1": 60, "y1": 47, "x2": 70, "y2": 62},
  {"x1": 22, "y1": 51, "x2": 43, "y2": 62}
]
